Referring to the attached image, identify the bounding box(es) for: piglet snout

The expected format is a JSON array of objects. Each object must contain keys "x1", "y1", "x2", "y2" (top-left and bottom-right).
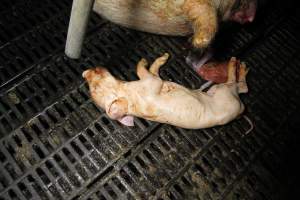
[{"x1": 82, "y1": 70, "x2": 90, "y2": 78}]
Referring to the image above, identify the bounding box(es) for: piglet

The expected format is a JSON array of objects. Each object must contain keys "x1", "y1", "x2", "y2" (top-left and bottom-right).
[{"x1": 83, "y1": 54, "x2": 249, "y2": 129}]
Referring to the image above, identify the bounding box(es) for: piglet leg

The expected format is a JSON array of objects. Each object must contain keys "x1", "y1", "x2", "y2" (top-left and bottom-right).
[
  {"x1": 137, "y1": 58, "x2": 151, "y2": 80},
  {"x1": 237, "y1": 62, "x2": 249, "y2": 93},
  {"x1": 227, "y1": 57, "x2": 238, "y2": 83},
  {"x1": 149, "y1": 53, "x2": 170, "y2": 76}
]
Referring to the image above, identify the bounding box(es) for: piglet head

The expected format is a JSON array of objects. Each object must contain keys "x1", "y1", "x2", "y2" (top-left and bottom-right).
[
  {"x1": 83, "y1": 68, "x2": 134, "y2": 126},
  {"x1": 230, "y1": 0, "x2": 257, "y2": 24},
  {"x1": 83, "y1": 67, "x2": 122, "y2": 114}
]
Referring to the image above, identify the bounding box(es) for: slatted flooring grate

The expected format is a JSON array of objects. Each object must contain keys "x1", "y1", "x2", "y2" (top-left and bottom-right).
[{"x1": 1, "y1": 0, "x2": 300, "y2": 199}]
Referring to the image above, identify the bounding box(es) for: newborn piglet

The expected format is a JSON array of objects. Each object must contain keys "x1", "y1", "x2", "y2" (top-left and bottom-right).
[{"x1": 83, "y1": 54, "x2": 249, "y2": 129}]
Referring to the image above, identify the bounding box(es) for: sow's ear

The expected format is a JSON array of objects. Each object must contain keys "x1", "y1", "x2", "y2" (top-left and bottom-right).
[{"x1": 106, "y1": 97, "x2": 128, "y2": 120}]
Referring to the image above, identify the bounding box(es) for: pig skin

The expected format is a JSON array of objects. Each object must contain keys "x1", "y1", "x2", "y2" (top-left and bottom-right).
[
  {"x1": 83, "y1": 54, "x2": 249, "y2": 129},
  {"x1": 93, "y1": 0, "x2": 257, "y2": 49},
  {"x1": 93, "y1": 0, "x2": 192, "y2": 36}
]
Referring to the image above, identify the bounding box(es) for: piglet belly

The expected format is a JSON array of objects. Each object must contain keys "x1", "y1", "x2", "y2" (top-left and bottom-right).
[
  {"x1": 147, "y1": 93, "x2": 215, "y2": 129},
  {"x1": 93, "y1": 0, "x2": 192, "y2": 36}
]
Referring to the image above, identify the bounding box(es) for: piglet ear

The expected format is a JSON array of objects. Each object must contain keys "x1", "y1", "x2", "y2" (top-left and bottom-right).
[
  {"x1": 118, "y1": 116, "x2": 135, "y2": 127},
  {"x1": 106, "y1": 97, "x2": 128, "y2": 120}
]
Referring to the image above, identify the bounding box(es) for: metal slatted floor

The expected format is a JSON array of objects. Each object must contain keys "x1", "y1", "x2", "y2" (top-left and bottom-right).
[{"x1": 0, "y1": 0, "x2": 299, "y2": 199}]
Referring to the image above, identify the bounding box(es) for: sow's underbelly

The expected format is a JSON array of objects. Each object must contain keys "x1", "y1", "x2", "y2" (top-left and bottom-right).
[{"x1": 93, "y1": 0, "x2": 193, "y2": 36}]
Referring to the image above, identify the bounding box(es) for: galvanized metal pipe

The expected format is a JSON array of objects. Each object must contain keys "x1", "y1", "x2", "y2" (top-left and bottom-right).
[{"x1": 65, "y1": 0, "x2": 95, "y2": 59}]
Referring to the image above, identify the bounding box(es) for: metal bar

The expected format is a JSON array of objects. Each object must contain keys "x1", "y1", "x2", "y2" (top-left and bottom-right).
[{"x1": 65, "y1": 0, "x2": 95, "y2": 59}]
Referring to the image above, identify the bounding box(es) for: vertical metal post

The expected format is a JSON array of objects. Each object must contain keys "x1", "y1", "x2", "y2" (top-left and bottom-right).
[{"x1": 65, "y1": 0, "x2": 95, "y2": 59}]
